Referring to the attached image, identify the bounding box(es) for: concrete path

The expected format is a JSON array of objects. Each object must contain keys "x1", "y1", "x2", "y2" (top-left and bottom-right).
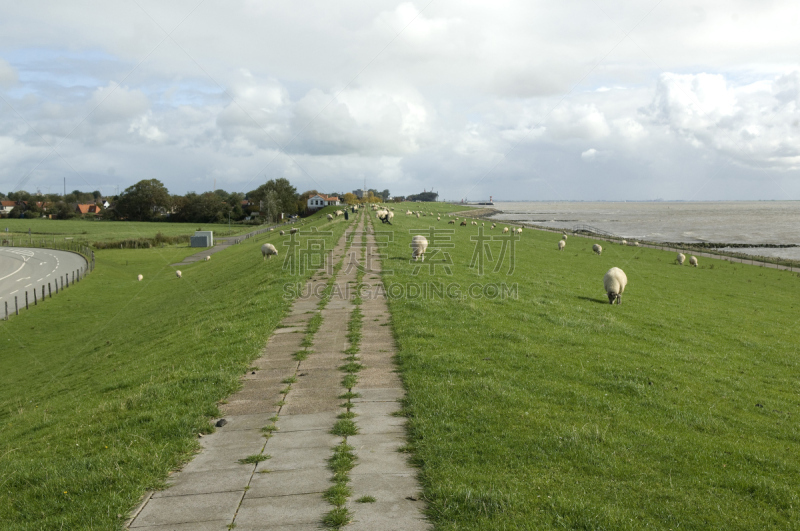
[
  {"x1": 128, "y1": 213, "x2": 429, "y2": 530},
  {"x1": 171, "y1": 221, "x2": 302, "y2": 267}
]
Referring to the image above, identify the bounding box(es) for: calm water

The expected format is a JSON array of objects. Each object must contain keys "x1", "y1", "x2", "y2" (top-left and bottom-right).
[{"x1": 490, "y1": 201, "x2": 800, "y2": 260}]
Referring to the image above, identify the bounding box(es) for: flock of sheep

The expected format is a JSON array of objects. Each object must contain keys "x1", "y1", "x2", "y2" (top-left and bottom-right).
[{"x1": 138, "y1": 205, "x2": 701, "y2": 307}]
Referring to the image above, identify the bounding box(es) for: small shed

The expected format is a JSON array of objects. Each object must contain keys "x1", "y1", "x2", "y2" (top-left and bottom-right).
[{"x1": 191, "y1": 231, "x2": 214, "y2": 247}]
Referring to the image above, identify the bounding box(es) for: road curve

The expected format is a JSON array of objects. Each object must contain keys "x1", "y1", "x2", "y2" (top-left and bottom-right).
[{"x1": 0, "y1": 247, "x2": 88, "y2": 314}]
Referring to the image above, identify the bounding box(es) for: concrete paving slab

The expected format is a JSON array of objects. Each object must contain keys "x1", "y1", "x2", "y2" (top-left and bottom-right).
[
  {"x1": 273, "y1": 326, "x2": 305, "y2": 334},
  {"x1": 266, "y1": 429, "x2": 339, "y2": 450},
  {"x1": 129, "y1": 519, "x2": 231, "y2": 530},
  {"x1": 279, "y1": 397, "x2": 341, "y2": 416},
  {"x1": 242, "y1": 368, "x2": 291, "y2": 383},
  {"x1": 254, "y1": 446, "x2": 329, "y2": 472},
  {"x1": 347, "y1": 500, "x2": 430, "y2": 531},
  {"x1": 129, "y1": 491, "x2": 242, "y2": 528},
  {"x1": 211, "y1": 413, "x2": 274, "y2": 432},
  {"x1": 349, "y1": 472, "x2": 423, "y2": 502},
  {"x1": 355, "y1": 368, "x2": 402, "y2": 389},
  {"x1": 152, "y1": 467, "x2": 253, "y2": 498},
  {"x1": 255, "y1": 358, "x2": 300, "y2": 370},
  {"x1": 348, "y1": 435, "x2": 410, "y2": 475},
  {"x1": 246, "y1": 466, "x2": 331, "y2": 498},
  {"x1": 350, "y1": 388, "x2": 404, "y2": 403},
  {"x1": 234, "y1": 523, "x2": 325, "y2": 531},
  {"x1": 234, "y1": 493, "x2": 328, "y2": 527},
  {"x1": 220, "y1": 400, "x2": 281, "y2": 416},
  {"x1": 197, "y1": 429, "x2": 266, "y2": 451},
  {"x1": 351, "y1": 400, "x2": 402, "y2": 417},
  {"x1": 276, "y1": 411, "x2": 337, "y2": 432},
  {"x1": 292, "y1": 368, "x2": 342, "y2": 389}
]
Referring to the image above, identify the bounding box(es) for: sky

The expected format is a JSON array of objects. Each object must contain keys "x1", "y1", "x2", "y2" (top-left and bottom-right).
[{"x1": 1, "y1": 0, "x2": 799, "y2": 201}]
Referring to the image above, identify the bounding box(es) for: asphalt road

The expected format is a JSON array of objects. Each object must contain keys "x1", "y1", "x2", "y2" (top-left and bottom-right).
[{"x1": 0, "y1": 247, "x2": 88, "y2": 314}]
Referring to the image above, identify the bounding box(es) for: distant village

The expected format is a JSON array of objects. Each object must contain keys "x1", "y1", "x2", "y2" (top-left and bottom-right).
[{"x1": 0, "y1": 179, "x2": 438, "y2": 223}]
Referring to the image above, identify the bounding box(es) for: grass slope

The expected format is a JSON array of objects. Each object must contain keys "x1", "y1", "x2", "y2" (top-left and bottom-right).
[
  {"x1": 377, "y1": 214, "x2": 800, "y2": 530},
  {"x1": 0, "y1": 207, "x2": 353, "y2": 530},
  {"x1": 0, "y1": 218, "x2": 255, "y2": 243}
]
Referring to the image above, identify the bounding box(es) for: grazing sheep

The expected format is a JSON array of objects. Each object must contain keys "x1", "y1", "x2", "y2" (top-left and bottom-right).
[
  {"x1": 336, "y1": 210, "x2": 344, "y2": 217},
  {"x1": 689, "y1": 255, "x2": 698, "y2": 267},
  {"x1": 327, "y1": 214, "x2": 334, "y2": 221},
  {"x1": 593, "y1": 244, "x2": 602, "y2": 255},
  {"x1": 406, "y1": 210, "x2": 413, "y2": 215},
  {"x1": 279, "y1": 230, "x2": 285, "y2": 236},
  {"x1": 437, "y1": 216, "x2": 441, "y2": 221},
  {"x1": 176, "y1": 270, "x2": 182, "y2": 279},
  {"x1": 269, "y1": 228, "x2": 274, "y2": 232},
  {"x1": 290, "y1": 228, "x2": 298, "y2": 235},
  {"x1": 562, "y1": 233, "x2": 568, "y2": 240},
  {"x1": 603, "y1": 267, "x2": 627, "y2": 305},
  {"x1": 621, "y1": 240, "x2": 627, "y2": 245},
  {"x1": 460, "y1": 220, "x2": 467, "y2": 226},
  {"x1": 515, "y1": 227, "x2": 522, "y2": 234},
  {"x1": 677, "y1": 253, "x2": 686, "y2": 265},
  {"x1": 448, "y1": 219, "x2": 455, "y2": 224},
  {"x1": 503, "y1": 227, "x2": 509, "y2": 234},
  {"x1": 558, "y1": 240, "x2": 566, "y2": 251},
  {"x1": 261, "y1": 243, "x2": 278, "y2": 260},
  {"x1": 416, "y1": 213, "x2": 420, "y2": 218},
  {"x1": 411, "y1": 235, "x2": 428, "y2": 261},
  {"x1": 137, "y1": 274, "x2": 143, "y2": 281},
  {"x1": 205, "y1": 255, "x2": 211, "y2": 261},
  {"x1": 377, "y1": 210, "x2": 394, "y2": 224}
]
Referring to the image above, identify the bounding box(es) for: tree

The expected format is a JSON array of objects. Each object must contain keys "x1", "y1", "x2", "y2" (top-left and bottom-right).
[
  {"x1": 343, "y1": 193, "x2": 358, "y2": 205},
  {"x1": 248, "y1": 178, "x2": 298, "y2": 217},
  {"x1": 406, "y1": 191, "x2": 438, "y2": 202},
  {"x1": 115, "y1": 179, "x2": 171, "y2": 221}
]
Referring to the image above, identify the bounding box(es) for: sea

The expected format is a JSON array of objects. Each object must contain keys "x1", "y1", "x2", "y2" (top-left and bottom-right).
[{"x1": 488, "y1": 201, "x2": 800, "y2": 261}]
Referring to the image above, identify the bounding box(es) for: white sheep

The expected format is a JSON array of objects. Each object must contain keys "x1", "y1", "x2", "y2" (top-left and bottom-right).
[
  {"x1": 689, "y1": 255, "x2": 698, "y2": 267},
  {"x1": 558, "y1": 239, "x2": 565, "y2": 251},
  {"x1": 503, "y1": 227, "x2": 509, "y2": 234},
  {"x1": 205, "y1": 255, "x2": 211, "y2": 261},
  {"x1": 406, "y1": 210, "x2": 413, "y2": 215},
  {"x1": 261, "y1": 243, "x2": 278, "y2": 260},
  {"x1": 562, "y1": 233, "x2": 568, "y2": 240},
  {"x1": 290, "y1": 228, "x2": 297, "y2": 235},
  {"x1": 137, "y1": 274, "x2": 143, "y2": 281},
  {"x1": 592, "y1": 244, "x2": 602, "y2": 255},
  {"x1": 603, "y1": 267, "x2": 627, "y2": 305},
  {"x1": 448, "y1": 219, "x2": 455, "y2": 224},
  {"x1": 176, "y1": 270, "x2": 182, "y2": 279},
  {"x1": 327, "y1": 214, "x2": 333, "y2": 221},
  {"x1": 377, "y1": 210, "x2": 394, "y2": 224},
  {"x1": 269, "y1": 228, "x2": 274, "y2": 231},
  {"x1": 437, "y1": 216, "x2": 441, "y2": 221},
  {"x1": 279, "y1": 230, "x2": 285, "y2": 236},
  {"x1": 621, "y1": 240, "x2": 627, "y2": 245},
  {"x1": 515, "y1": 227, "x2": 522, "y2": 234},
  {"x1": 411, "y1": 235, "x2": 428, "y2": 261},
  {"x1": 676, "y1": 253, "x2": 685, "y2": 265},
  {"x1": 416, "y1": 213, "x2": 420, "y2": 218}
]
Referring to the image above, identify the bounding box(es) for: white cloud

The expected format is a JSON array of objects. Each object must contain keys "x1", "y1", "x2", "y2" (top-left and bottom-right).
[
  {"x1": 581, "y1": 148, "x2": 598, "y2": 160},
  {"x1": 0, "y1": 57, "x2": 17, "y2": 87},
  {"x1": 645, "y1": 71, "x2": 800, "y2": 170}
]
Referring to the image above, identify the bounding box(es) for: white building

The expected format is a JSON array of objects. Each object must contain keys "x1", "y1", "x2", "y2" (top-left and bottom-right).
[{"x1": 307, "y1": 194, "x2": 340, "y2": 210}]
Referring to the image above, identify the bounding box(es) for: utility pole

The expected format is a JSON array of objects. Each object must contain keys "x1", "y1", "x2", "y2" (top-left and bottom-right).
[{"x1": 63, "y1": 177, "x2": 66, "y2": 199}]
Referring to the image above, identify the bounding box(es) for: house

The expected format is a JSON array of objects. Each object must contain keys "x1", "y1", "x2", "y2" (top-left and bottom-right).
[
  {"x1": 307, "y1": 194, "x2": 340, "y2": 210},
  {"x1": 0, "y1": 201, "x2": 16, "y2": 215},
  {"x1": 76, "y1": 204, "x2": 102, "y2": 215}
]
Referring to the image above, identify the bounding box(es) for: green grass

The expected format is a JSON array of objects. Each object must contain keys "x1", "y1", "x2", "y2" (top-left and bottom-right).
[
  {"x1": 0, "y1": 207, "x2": 352, "y2": 529},
  {"x1": 0, "y1": 218, "x2": 256, "y2": 243},
  {"x1": 238, "y1": 454, "x2": 270, "y2": 465},
  {"x1": 376, "y1": 213, "x2": 800, "y2": 530}
]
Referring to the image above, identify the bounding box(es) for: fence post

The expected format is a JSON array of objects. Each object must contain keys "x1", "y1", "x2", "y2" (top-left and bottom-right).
[
  {"x1": 42, "y1": 286, "x2": 45, "y2": 300},
  {"x1": 4, "y1": 301, "x2": 7, "y2": 320},
  {"x1": 15, "y1": 296, "x2": 18, "y2": 315},
  {"x1": 34, "y1": 290, "x2": 37, "y2": 305},
  {"x1": 49, "y1": 283, "x2": 52, "y2": 298},
  {"x1": 73, "y1": 271, "x2": 75, "y2": 283},
  {"x1": 25, "y1": 292, "x2": 28, "y2": 310}
]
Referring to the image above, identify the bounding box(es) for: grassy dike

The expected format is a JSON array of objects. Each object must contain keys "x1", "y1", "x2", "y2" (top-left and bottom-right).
[
  {"x1": 377, "y1": 206, "x2": 800, "y2": 530},
  {"x1": 0, "y1": 208, "x2": 353, "y2": 530}
]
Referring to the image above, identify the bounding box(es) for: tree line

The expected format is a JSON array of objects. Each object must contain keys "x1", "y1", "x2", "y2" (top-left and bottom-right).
[{"x1": 1, "y1": 179, "x2": 422, "y2": 223}]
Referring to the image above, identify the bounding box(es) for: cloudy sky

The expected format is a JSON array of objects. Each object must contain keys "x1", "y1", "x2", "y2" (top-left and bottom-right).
[{"x1": 1, "y1": 1, "x2": 799, "y2": 201}]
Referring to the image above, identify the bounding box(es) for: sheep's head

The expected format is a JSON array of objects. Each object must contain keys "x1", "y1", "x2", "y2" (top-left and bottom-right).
[{"x1": 607, "y1": 292, "x2": 620, "y2": 305}]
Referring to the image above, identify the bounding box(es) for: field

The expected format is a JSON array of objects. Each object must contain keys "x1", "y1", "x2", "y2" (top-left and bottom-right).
[
  {"x1": 0, "y1": 217, "x2": 255, "y2": 245},
  {"x1": 3, "y1": 200, "x2": 797, "y2": 530},
  {"x1": 377, "y1": 204, "x2": 800, "y2": 530},
  {"x1": 0, "y1": 207, "x2": 354, "y2": 530}
]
